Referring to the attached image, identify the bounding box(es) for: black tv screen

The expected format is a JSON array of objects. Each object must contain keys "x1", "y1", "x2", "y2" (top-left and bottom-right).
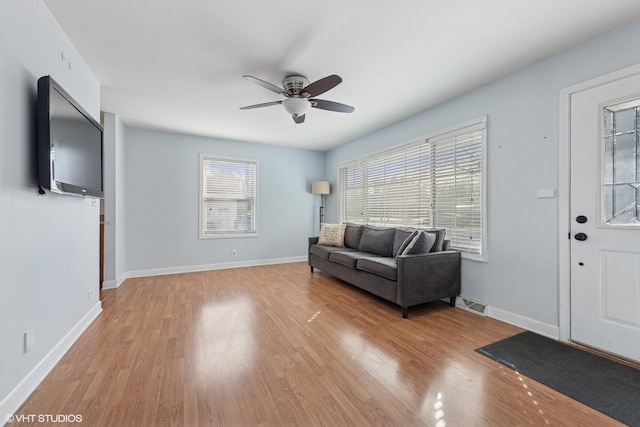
[{"x1": 38, "y1": 75, "x2": 104, "y2": 198}]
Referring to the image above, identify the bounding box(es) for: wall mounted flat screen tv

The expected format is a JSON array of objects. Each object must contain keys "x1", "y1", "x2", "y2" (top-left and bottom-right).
[{"x1": 37, "y1": 75, "x2": 104, "y2": 198}]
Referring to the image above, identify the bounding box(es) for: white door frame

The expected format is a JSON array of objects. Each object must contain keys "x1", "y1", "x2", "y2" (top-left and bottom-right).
[{"x1": 558, "y1": 62, "x2": 640, "y2": 342}]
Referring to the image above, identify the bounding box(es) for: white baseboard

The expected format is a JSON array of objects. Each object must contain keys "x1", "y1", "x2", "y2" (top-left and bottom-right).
[
  {"x1": 486, "y1": 306, "x2": 559, "y2": 339},
  {"x1": 0, "y1": 302, "x2": 102, "y2": 423},
  {"x1": 101, "y1": 274, "x2": 126, "y2": 289},
  {"x1": 125, "y1": 256, "x2": 307, "y2": 279}
]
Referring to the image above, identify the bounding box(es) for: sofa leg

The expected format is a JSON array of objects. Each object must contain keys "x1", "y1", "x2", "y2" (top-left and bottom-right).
[
  {"x1": 310, "y1": 266, "x2": 314, "y2": 273},
  {"x1": 450, "y1": 296, "x2": 456, "y2": 307},
  {"x1": 402, "y1": 306, "x2": 408, "y2": 319}
]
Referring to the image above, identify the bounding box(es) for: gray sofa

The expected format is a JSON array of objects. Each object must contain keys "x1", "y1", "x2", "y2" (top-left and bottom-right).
[{"x1": 308, "y1": 224, "x2": 461, "y2": 318}]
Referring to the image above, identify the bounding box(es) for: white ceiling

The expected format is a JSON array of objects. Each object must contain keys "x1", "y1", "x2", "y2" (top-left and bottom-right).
[{"x1": 44, "y1": 0, "x2": 640, "y2": 151}]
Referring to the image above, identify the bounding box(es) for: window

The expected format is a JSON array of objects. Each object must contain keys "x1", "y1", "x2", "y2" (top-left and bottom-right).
[
  {"x1": 339, "y1": 118, "x2": 486, "y2": 258},
  {"x1": 200, "y1": 155, "x2": 257, "y2": 238}
]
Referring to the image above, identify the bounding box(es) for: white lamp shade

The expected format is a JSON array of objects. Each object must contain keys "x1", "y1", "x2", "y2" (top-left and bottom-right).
[
  {"x1": 311, "y1": 181, "x2": 330, "y2": 195},
  {"x1": 282, "y1": 97, "x2": 311, "y2": 116}
]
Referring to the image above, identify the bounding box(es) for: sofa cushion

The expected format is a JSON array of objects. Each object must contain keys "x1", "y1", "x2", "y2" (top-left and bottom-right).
[
  {"x1": 393, "y1": 228, "x2": 418, "y2": 257},
  {"x1": 402, "y1": 230, "x2": 436, "y2": 255},
  {"x1": 344, "y1": 223, "x2": 364, "y2": 249},
  {"x1": 358, "y1": 226, "x2": 395, "y2": 257},
  {"x1": 310, "y1": 245, "x2": 357, "y2": 260},
  {"x1": 317, "y1": 223, "x2": 346, "y2": 247},
  {"x1": 356, "y1": 257, "x2": 398, "y2": 281},
  {"x1": 329, "y1": 251, "x2": 371, "y2": 269}
]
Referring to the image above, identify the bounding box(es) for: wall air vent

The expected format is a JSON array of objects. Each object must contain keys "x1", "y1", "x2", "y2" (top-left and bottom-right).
[{"x1": 455, "y1": 298, "x2": 487, "y2": 316}]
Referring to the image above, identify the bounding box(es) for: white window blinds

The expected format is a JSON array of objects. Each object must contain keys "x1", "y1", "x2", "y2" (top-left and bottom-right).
[
  {"x1": 200, "y1": 156, "x2": 257, "y2": 237},
  {"x1": 339, "y1": 119, "x2": 485, "y2": 256}
]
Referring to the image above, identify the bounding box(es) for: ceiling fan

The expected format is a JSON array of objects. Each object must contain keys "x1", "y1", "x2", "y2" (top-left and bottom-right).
[{"x1": 240, "y1": 74, "x2": 354, "y2": 123}]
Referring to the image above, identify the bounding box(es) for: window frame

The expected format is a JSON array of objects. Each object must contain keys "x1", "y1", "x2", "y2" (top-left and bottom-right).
[
  {"x1": 338, "y1": 117, "x2": 487, "y2": 261},
  {"x1": 199, "y1": 154, "x2": 259, "y2": 239}
]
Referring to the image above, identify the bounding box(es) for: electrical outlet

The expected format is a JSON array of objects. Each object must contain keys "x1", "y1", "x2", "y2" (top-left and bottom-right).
[
  {"x1": 232, "y1": 250, "x2": 237, "y2": 257},
  {"x1": 24, "y1": 329, "x2": 34, "y2": 353}
]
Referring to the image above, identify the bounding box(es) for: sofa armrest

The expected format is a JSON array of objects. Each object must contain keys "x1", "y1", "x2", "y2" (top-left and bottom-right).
[
  {"x1": 307, "y1": 236, "x2": 320, "y2": 255},
  {"x1": 308, "y1": 236, "x2": 319, "y2": 253},
  {"x1": 396, "y1": 250, "x2": 461, "y2": 308},
  {"x1": 308, "y1": 237, "x2": 320, "y2": 270}
]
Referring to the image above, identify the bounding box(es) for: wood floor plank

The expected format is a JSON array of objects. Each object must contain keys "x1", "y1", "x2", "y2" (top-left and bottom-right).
[{"x1": 10, "y1": 262, "x2": 625, "y2": 426}]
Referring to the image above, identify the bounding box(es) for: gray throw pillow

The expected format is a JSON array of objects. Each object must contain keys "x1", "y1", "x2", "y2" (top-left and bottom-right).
[
  {"x1": 402, "y1": 231, "x2": 436, "y2": 256},
  {"x1": 395, "y1": 230, "x2": 418, "y2": 258},
  {"x1": 358, "y1": 226, "x2": 395, "y2": 257},
  {"x1": 424, "y1": 228, "x2": 446, "y2": 252},
  {"x1": 392, "y1": 227, "x2": 417, "y2": 257}
]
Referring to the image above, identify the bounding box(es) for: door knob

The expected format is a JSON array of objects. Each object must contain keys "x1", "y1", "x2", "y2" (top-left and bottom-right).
[{"x1": 574, "y1": 232, "x2": 588, "y2": 241}]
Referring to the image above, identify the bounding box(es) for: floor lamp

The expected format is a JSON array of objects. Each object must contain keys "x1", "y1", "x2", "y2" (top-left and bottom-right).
[{"x1": 311, "y1": 181, "x2": 330, "y2": 231}]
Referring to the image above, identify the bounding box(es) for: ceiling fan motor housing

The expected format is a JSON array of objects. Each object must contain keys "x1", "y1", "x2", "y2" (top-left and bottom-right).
[{"x1": 282, "y1": 75, "x2": 310, "y2": 97}]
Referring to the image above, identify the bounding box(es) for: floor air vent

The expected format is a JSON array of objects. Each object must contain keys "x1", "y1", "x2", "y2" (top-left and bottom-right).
[{"x1": 456, "y1": 298, "x2": 487, "y2": 316}]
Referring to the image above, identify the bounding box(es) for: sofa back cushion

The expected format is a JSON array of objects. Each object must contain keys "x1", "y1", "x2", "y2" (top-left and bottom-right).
[
  {"x1": 344, "y1": 223, "x2": 364, "y2": 249},
  {"x1": 358, "y1": 226, "x2": 396, "y2": 257}
]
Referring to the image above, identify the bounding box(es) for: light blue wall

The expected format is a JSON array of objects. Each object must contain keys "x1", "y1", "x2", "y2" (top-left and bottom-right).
[
  {"x1": 325, "y1": 19, "x2": 640, "y2": 328},
  {"x1": 124, "y1": 128, "x2": 326, "y2": 273},
  {"x1": 0, "y1": 0, "x2": 101, "y2": 410}
]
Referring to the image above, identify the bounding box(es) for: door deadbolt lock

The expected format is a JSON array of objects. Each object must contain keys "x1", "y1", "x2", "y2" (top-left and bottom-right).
[{"x1": 576, "y1": 215, "x2": 587, "y2": 224}]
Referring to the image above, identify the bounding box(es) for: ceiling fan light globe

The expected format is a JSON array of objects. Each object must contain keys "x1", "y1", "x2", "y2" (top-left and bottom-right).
[{"x1": 282, "y1": 97, "x2": 311, "y2": 116}]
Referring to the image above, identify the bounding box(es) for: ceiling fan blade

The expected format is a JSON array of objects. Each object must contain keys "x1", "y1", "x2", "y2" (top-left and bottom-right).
[
  {"x1": 311, "y1": 99, "x2": 355, "y2": 113},
  {"x1": 243, "y1": 75, "x2": 285, "y2": 95},
  {"x1": 293, "y1": 114, "x2": 305, "y2": 124},
  {"x1": 239, "y1": 100, "x2": 282, "y2": 110},
  {"x1": 302, "y1": 75, "x2": 342, "y2": 97}
]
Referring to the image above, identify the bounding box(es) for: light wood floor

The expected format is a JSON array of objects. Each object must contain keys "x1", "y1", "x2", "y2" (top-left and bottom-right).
[{"x1": 14, "y1": 262, "x2": 623, "y2": 426}]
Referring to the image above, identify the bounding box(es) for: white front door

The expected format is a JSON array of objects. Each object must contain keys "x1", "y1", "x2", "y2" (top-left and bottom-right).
[{"x1": 570, "y1": 72, "x2": 640, "y2": 362}]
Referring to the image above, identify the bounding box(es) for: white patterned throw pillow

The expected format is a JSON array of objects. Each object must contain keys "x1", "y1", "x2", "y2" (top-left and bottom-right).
[{"x1": 317, "y1": 223, "x2": 346, "y2": 247}]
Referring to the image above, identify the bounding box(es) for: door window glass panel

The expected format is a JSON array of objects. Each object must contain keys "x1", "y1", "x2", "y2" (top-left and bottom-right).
[{"x1": 603, "y1": 100, "x2": 640, "y2": 225}]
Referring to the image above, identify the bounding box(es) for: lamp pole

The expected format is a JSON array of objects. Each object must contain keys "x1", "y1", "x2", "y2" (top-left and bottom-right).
[{"x1": 311, "y1": 181, "x2": 330, "y2": 231}]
